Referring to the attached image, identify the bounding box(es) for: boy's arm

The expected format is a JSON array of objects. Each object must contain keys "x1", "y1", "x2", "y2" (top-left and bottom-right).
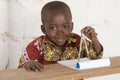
[
  {"x1": 92, "y1": 38, "x2": 103, "y2": 56},
  {"x1": 81, "y1": 40, "x2": 103, "y2": 60},
  {"x1": 18, "y1": 40, "x2": 42, "y2": 68},
  {"x1": 80, "y1": 26, "x2": 103, "y2": 59}
]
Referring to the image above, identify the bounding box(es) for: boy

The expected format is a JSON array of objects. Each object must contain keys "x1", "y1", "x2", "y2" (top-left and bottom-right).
[{"x1": 19, "y1": 1, "x2": 103, "y2": 72}]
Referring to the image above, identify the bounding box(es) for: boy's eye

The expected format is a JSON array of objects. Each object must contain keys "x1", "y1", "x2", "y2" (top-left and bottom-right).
[
  {"x1": 49, "y1": 25, "x2": 57, "y2": 30},
  {"x1": 63, "y1": 24, "x2": 69, "y2": 29}
]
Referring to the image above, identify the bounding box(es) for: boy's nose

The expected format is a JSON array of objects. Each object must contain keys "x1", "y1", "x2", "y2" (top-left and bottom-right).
[{"x1": 57, "y1": 27, "x2": 63, "y2": 35}]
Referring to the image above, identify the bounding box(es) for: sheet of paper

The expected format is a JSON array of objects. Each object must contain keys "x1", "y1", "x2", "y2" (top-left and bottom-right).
[{"x1": 58, "y1": 58, "x2": 110, "y2": 70}]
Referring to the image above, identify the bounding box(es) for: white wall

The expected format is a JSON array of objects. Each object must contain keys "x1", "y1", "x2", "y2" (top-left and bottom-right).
[
  {"x1": 0, "y1": 0, "x2": 119, "y2": 79},
  {"x1": 0, "y1": 0, "x2": 9, "y2": 70}
]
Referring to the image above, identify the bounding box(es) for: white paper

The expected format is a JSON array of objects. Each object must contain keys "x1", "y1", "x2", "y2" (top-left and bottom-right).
[{"x1": 58, "y1": 58, "x2": 110, "y2": 70}]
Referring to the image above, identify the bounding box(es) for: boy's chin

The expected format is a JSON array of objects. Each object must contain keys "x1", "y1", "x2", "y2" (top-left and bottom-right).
[{"x1": 56, "y1": 42, "x2": 66, "y2": 46}]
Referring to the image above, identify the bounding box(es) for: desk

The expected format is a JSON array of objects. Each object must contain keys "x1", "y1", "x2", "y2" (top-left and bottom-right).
[{"x1": 0, "y1": 56, "x2": 120, "y2": 80}]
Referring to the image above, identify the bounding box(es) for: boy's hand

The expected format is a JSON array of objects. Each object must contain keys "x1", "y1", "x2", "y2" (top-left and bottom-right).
[
  {"x1": 81, "y1": 26, "x2": 98, "y2": 42},
  {"x1": 23, "y1": 60, "x2": 45, "y2": 72}
]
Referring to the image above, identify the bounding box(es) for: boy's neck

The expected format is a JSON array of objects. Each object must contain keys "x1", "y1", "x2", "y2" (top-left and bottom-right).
[{"x1": 55, "y1": 42, "x2": 67, "y2": 52}]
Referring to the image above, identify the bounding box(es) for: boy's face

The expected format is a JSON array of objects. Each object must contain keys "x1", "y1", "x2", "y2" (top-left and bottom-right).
[{"x1": 42, "y1": 11, "x2": 73, "y2": 46}]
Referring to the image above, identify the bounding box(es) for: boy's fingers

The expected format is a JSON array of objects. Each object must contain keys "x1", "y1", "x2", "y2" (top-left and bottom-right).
[
  {"x1": 38, "y1": 63, "x2": 45, "y2": 70},
  {"x1": 81, "y1": 26, "x2": 97, "y2": 37},
  {"x1": 34, "y1": 62, "x2": 45, "y2": 71},
  {"x1": 88, "y1": 28, "x2": 95, "y2": 34},
  {"x1": 81, "y1": 26, "x2": 92, "y2": 34},
  {"x1": 23, "y1": 60, "x2": 45, "y2": 72},
  {"x1": 30, "y1": 66, "x2": 37, "y2": 71},
  {"x1": 24, "y1": 64, "x2": 31, "y2": 71},
  {"x1": 35, "y1": 65, "x2": 43, "y2": 71}
]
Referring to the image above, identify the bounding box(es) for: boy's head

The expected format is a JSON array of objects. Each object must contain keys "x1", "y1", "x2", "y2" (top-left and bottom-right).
[
  {"x1": 41, "y1": 1, "x2": 72, "y2": 24},
  {"x1": 41, "y1": 1, "x2": 73, "y2": 46}
]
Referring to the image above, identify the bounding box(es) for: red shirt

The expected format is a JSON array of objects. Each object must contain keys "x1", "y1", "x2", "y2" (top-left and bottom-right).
[{"x1": 19, "y1": 33, "x2": 103, "y2": 67}]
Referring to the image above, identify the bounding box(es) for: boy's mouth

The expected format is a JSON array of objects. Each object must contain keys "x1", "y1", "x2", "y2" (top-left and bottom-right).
[
  {"x1": 57, "y1": 38, "x2": 66, "y2": 42},
  {"x1": 56, "y1": 37, "x2": 66, "y2": 44}
]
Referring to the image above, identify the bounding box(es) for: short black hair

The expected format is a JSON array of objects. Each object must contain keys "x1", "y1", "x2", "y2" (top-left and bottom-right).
[{"x1": 41, "y1": 1, "x2": 72, "y2": 24}]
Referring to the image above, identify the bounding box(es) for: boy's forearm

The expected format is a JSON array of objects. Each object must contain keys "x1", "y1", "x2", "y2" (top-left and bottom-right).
[{"x1": 92, "y1": 38, "x2": 102, "y2": 55}]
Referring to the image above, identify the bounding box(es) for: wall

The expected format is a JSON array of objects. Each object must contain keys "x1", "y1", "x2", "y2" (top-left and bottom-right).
[
  {"x1": 0, "y1": 0, "x2": 120, "y2": 79},
  {"x1": 0, "y1": 0, "x2": 9, "y2": 70}
]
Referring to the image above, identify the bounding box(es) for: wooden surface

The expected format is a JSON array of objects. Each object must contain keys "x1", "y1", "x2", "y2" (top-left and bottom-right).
[{"x1": 0, "y1": 56, "x2": 120, "y2": 80}]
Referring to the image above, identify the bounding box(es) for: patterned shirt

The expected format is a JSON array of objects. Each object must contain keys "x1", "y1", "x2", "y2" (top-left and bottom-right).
[{"x1": 19, "y1": 33, "x2": 103, "y2": 67}]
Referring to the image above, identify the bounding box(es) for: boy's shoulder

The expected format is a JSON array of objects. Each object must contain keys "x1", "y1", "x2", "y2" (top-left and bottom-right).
[
  {"x1": 67, "y1": 33, "x2": 81, "y2": 44},
  {"x1": 70, "y1": 33, "x2": 80, "y2": 39},
  {"x1": 27, "y1": 35, "x2": 46, "y2": 47}
]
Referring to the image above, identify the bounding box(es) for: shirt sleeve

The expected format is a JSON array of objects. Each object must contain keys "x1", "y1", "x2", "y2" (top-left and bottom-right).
[
  {"x1": 18, "y1": 39, "x2": 43, "y2": 68},
  {"x1": 81, "y1": 40, "x2": 103, "y2": 60}
]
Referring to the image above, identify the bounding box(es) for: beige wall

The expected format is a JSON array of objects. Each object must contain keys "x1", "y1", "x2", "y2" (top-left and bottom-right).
[{"x1": 0, "y1": 0, "x2": 120, "y2": 79}]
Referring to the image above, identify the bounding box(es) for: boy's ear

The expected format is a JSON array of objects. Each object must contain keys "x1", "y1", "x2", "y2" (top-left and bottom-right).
[
  {"x1": 41, "y1": 25, "x2": 46, "y2": 34},
  {"x1": 70, "y1": 22, "x2": 73, "y2": 32}
]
